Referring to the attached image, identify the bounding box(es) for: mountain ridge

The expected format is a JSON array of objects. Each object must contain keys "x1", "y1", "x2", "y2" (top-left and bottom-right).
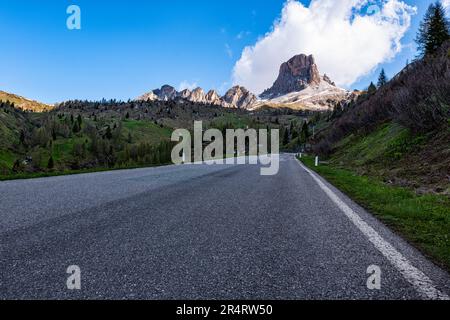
[
  {"x1": 0, "y1": 91, "x2": 54, "y2": 112},
  {"x1": 137, "y1": 85, "x2": 257, "y2": 110},
  {"x1": 137, "y1": 53, "x2": 350, "y2": 111}
]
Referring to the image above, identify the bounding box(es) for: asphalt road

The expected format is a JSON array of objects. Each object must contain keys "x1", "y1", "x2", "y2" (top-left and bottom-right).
[{"x1": 0, "y1": 154, "x2": 449, "y2": 299}]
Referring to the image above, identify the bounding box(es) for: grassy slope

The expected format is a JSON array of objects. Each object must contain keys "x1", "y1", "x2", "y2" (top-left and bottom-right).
[
  {"x1": 329, "y1": 122, "x2": 450, "y2": 195},
  {"x1": 0, "y1": 113, "x2": 173, "y2": 179},
  {"x1": 122, "y1": 119, "x2": 172, "y2": 144},
  {"x1": 0, "y1": 108, "x2": 26, "y2": 173},
  {"x1": 0, "y1": 91, "x2": 53, "y2": 112},
  {"x1": 299, "y1": 126, "x2": 450, "y2": 269}
]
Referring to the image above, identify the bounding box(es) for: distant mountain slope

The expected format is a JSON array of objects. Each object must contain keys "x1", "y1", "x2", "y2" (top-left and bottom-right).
[
  {"x1": 251, "y1": 80, "x2": 350, "y2": 111},
  {"x1": 0, "y1": 91, "x2": 54, "y2": 112}
]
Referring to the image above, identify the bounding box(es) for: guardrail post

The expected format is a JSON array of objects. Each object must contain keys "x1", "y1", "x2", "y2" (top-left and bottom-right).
[{"x1": 315, "y1": 156, "x2": 319, "y2": 167}]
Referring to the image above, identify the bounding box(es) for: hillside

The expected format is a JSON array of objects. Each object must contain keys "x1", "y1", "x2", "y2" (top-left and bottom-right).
[
  {"x1": 311, "y1": 41, "x2": 450, "y2": 196},
  {"x1": 0, "y1": 98, "x2": 307, "y2": 179},
  {"x1": 0, "y1": 101, "x2": 175, "y2": 177},
  {"x1": 0, "y1": 90, "x2": 54, "y2": 112},
  {"x1": 0, "y1": 103, "x2": 34, "y2": 173}
]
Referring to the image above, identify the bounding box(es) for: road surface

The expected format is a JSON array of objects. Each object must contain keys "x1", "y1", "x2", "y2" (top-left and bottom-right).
[{"x1": 0, "y1": 154, "x2": 449, "y2": 299}]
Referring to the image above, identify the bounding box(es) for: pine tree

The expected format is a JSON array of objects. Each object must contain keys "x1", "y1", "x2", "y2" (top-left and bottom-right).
[
  {"x1": 416, "y1": 2, "x2": 450, "y2": 57},
  {"x1": 377, "y1": 69, "x2": 388, "y2": 87},
  {"x1": 77, "y1": 114, "x2": 82, "y2": 127},
  {"x1": 47, "y1": 156, "x2": 54, "y2": 169},
  {"x1": 72, "y1": 121, "x2": 80, "y2": 133},
  {"x1": 105, "y1": 126, "x2": 112, "y2": 140},
  {"x1": 368, "y1": 82, "x2": 377, "y2": 94},
  {"x1": 283, "y1": 129, "x2": 289, "y2": 146},
  {"x1": 288, "y1": 121, "x2": 297, "y2": 139},
  {"x1": 300, "y1": 122, "x2": 310, "y2": 143},
  {"x1": 20, "y1": 130, "x2": 26, "y2": 144}
]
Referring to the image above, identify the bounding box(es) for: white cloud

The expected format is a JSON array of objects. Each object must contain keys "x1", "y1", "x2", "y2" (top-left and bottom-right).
[
  {"x1": 443, "y1": 0, "x2": 450, "y2": 14},
  {"x1": 178, "y1": 81, "x2": 198, "y2": 91},
  {"x1": 233, "y1": 0, "x2": 417, "y2": 94}
]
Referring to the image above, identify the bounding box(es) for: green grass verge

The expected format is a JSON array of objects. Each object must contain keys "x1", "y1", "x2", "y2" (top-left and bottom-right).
[
  {"x1": 299, "y1": 155, "x2": 450, "y2": 271},
  {"x1": 332, "y1": 123, "x2": 427, "y2": 167}
]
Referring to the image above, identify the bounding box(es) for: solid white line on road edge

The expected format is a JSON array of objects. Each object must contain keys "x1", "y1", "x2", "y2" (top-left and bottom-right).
[{"x1": 295, "y1": 157, "x2": 449, "y2": 300}]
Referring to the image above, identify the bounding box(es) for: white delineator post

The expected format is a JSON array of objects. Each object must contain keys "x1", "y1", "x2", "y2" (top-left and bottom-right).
[{"x1": 315, "y1": 156, "x2": 319, "y2": 167}]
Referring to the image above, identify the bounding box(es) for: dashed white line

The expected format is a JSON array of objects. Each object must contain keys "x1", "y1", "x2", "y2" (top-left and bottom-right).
[{"x1": 296, "y1": 157, "x2": 449, "y2": 300}]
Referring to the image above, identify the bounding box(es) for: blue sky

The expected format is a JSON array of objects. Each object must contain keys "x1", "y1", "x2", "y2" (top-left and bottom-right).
[{"x1": 0, "y1": 0, "x2": 438, "y2": 103}]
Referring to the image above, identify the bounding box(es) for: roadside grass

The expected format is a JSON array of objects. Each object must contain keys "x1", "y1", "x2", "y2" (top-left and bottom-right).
[
  {"x1": 329, "y1": 122, "x2": 450, "y2": 194},
  {"x1": 332, "y1": 123, "x2": 427, "y2": 167},
  {"x1": 0, "y1": 161, "x2": 173, "y2": 181},
  {"x1": 299, "y1": 155, "x2": 450, "y2": 271}
]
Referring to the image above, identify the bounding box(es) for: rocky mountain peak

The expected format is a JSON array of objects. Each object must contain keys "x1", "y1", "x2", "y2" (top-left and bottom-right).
[
  {"x1": 136, "y1": 53, "x2": 344, "y2": 111},
  {"x1": 178, "y1": 89, "x2": 192, "y2": 99},
  {"x1": 223, "y1": 86, "x2": 257, "y2": 110},
  {"x1": 323, "y1": 74, "x2": 335, "y2": 86},
  {"x1": 189, "y1": 87, "x2": 206, "y2": 103},
  {"x1": 138, "y1": 91, "x2": 158, "y2": 101},
  {"x1": 153, "y1": 85, "x2": 177, "y2": 101},
  {"x1": 260, "y1": 54, "x2": 323, "y2": 99},
  {"x1": 137, "y1": 85, "x2": 256, "y2": 110},
  {"x1": 205, "y1": 90, "x2": 221, "y2": 104}
]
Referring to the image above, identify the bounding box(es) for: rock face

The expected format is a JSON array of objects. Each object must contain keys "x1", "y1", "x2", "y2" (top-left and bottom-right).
[
  {"x1": 323, "y1": 74, "x2": 335, "y2": 86},
  {"x1": 137, "y1": 85, "x2": 256, "y2": 109},
  {"x1": 260, "y1": 54, "x2": 322, "y2": 99},
  {"x1": 178, "y1": 89, "x2": 192, "y2": 99},
  {"x1": 222, "y1": 86, "x2": 257, "y2": 109},
  {"x1": 153, "y1": 85, "x2": 177, "y2": 101},
  {"x1": 205, "y1": 90, "x2": 221, "y2": 105},
  {"x1": 189, "y1": 87, "x2": 206, "y2": 103},
  {"x1": 138, "y1": 91, "x2": 158, "y2": 101}
]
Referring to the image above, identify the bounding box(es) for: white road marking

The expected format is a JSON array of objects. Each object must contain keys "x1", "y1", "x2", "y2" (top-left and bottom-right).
[{"x1": 296, "y1": 157, "x2": 449, "y2": 300}]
